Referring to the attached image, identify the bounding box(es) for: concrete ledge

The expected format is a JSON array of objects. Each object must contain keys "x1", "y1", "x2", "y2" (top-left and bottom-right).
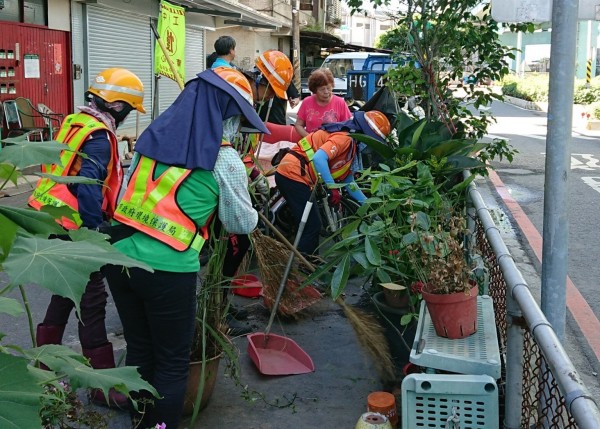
[
  {"x1": 586, "y1": 119, "x2": 600, "y2": 130},
  {"x1": 503, "y1": 95, "x2": 543, "y2": 111}
]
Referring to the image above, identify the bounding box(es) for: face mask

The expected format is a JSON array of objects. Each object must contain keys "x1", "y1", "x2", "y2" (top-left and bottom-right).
[{"x1": 223, "y1": 115, "x2": 242, "y2": 142}]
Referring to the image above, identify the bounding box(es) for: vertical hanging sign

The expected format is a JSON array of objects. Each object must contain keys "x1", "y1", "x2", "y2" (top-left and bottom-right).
[{"x1": 154, "y1": 1, "x2": 186, "y2": 82}]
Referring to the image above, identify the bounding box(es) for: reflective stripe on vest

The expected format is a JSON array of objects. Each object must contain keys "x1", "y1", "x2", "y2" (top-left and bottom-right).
[
  {"x1": 113, "y1": 156, "x2": 205, "y2": 252},
  {"x1": 297, "y1": 135, "x2": 355, "y2": 183},
  {"x1": 28, "y1": 113, "x2": 119, "y2": 230}
]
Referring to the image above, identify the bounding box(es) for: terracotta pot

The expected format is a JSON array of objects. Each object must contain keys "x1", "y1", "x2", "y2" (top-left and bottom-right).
[
  {"x1": 421, "y1": 284, "x2": 478, "y2": 339},
  {"x1": 182, "y1": 353, "x2": 222, "y2": 416}
]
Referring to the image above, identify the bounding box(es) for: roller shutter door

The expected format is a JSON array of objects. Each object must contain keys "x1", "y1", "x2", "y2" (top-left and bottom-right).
[
  {"x1": 157, "y1": 26, "x2": 205, "y2": 114},
  {"x1": 87, "y1": 6, "x2": 152, "y2": 133}
]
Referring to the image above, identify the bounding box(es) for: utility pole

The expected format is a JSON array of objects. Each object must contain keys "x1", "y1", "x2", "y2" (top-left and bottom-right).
[{"x1": 292, "y1": 0, "x2": 301, "y2": 90}]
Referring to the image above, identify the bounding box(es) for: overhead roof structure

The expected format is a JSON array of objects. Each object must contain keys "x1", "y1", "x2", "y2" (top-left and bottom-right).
[
  {"x1": 300, "y1": 30, "x2": 392, "y2": 53},
  {"x1": 175, "y1": 0, "x2": 285, "y2": 29}
]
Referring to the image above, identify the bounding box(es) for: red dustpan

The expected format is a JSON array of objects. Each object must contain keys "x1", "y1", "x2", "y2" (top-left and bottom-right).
[
  {"x1": 247, "y1": 198, "x2": 315, "y2": 376},
  {"x1": 247, "y1": 332, "x2": 315, "y2": 375}
]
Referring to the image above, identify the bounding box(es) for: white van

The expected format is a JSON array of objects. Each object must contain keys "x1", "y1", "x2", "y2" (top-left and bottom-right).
[{"x1": 301, "y1": 52, "x2": 391, "y2": 98}]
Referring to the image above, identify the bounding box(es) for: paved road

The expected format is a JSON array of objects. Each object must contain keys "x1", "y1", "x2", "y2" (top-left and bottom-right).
[{"x1": 486, "y1": 100, "x2": 600, "y2": 395}]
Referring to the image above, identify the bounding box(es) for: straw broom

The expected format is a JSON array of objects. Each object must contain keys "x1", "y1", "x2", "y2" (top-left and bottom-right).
[
  {"x1": 251, "y1": 228, "x2": 322, "y2": 318},
  {"x1": 252, "y1": 213, "x2": 396, "y2": 383}
]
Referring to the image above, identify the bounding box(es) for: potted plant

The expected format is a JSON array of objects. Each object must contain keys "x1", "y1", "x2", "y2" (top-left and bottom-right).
[
  {"x1": 183, "y1": 226, "x2": 238, "y2": 424},
  {"x1": 404, "y1": 209, "x2": 478, "y2": 339}
]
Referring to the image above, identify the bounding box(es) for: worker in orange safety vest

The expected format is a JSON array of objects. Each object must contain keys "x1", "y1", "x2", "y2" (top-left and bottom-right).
[{"x1": 29, "y1": 68, "x2": 146, "y2": 409}]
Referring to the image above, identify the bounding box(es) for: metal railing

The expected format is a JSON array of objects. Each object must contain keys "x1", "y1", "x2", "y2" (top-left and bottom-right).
[{"x1": 467, "y1": 177, "x2": 600, "y2": 428}]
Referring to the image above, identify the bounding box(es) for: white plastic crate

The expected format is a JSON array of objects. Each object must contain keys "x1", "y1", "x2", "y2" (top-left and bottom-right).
[
  {"x1": 409, "y1": 295, "x2": 501, "y2": 379},
  {"x1": 401, "y1": 373, "x2": 499, "y2": 429}
]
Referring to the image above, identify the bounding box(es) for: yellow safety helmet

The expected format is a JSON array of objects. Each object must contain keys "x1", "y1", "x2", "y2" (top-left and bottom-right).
[
  {"x1": 88, "y1": 68, "x2": 146, "y2": 114},
  {"x1": 213, "y1": 66, "x2": 253, "y2": 106},
  {"x1": 255, "y1": 50, "x2": 293, "y2": 99}
]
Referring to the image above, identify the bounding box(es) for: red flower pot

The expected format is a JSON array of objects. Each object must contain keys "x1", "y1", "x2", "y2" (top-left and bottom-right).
[{"x1": 421, "y1": 284, "x2": 478, "y2": 339}]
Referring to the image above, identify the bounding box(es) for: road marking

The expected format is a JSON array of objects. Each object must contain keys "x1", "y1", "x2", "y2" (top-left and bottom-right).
[
  {"x1": 581, "y1": 177, "x2": 600, "y2": 193},
  {"x1": 488, "y1": 169, "x2": 600, "y2": 363},
  {"x1": 539, "y1": 153, "x2": 600, "y2": 170}
]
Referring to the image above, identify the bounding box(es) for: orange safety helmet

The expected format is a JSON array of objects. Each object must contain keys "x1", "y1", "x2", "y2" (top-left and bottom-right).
[
  {"x1": 88, "y1": 68, "x2": 146, "y2": 114},
  {"x1": 255, "y1": 50, "x2": 293, "y2": 99},
  {"x1": 213, "y1": 66, "x2": 253, "y2": 106},
  {"x1": 363, "y1": 110, "x2": 392, "y2": 140}
]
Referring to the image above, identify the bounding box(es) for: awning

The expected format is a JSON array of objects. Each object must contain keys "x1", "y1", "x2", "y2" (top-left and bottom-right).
[
  {"x1": 300, "y1": 30, "x2": 345, "y2": 48},
  {"x1": 175, "y1": 0, "x2": 285, "y2": 29},
  {"x1": 300, "y1": 30, "x2": 393, "y2": 53}
]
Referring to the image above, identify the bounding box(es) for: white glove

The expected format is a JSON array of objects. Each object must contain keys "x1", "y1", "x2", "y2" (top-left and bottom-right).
[{"x1": 252, "y1": 174, "x2": 270, "y2": 207}]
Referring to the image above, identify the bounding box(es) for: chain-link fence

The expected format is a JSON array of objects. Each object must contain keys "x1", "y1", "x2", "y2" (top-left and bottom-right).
[{"x1": 468, "y1": 179, "x2": 600, "y2": 428}]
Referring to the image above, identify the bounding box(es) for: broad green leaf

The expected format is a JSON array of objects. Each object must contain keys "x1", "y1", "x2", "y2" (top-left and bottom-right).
[
  {"x1": 24, "y1": 345, "x2": 158, "y2": 400},
  {"x1": 351, "y1": 251, "x2": 369, "y2": 268},
  {"x1": 349, "y1": 133, "x2": 395, "y2": 158},
  {"x1": 0, "y1": 140, "x2": 67, "y2": 170},
  {"x1": 0, "y1": 354, "x2": 44, "y2": 429},
  {"x1": 38, "y1": 205, "x2": 80, "y2": 226},
  {"x1": 331, "y1": 254, "x2": 350, "y2": 300},
  {"x1": 0, "y1": 218, "x2": 17, "y2": 263},
  {"x1": 410, "y1": 120, "x2": 428, "y2": 147},
  {"x1": 375, "y1": 268, "x2": 392, "y2": 284},
  {"x1": 0, "y1": 297, "x2": 24, "y2": 317},
  {"x1": 0, "y1": 206, "x2": 64, "y2": 236},
  {"x1": 0, "y1": 163, "x2": 19, "y2": 189},
  {"x1": 37, "y1": 173, "x2": 101, "y2": 185},
  {"x1": 365, "y1": 236, "x2": 381, "y2": 266},
  {"x1": 401, "y1": 231, "x2": 418, "y2": 246},
  {"x1": 414, "y1": 211, "x2": 431, "y2": 230},
  {"x1": 401, "y1": 314, "x2": 414, "y2": 326},
  {"x1": 3, "y1": 236, "x2": 153, "y2": 312}
]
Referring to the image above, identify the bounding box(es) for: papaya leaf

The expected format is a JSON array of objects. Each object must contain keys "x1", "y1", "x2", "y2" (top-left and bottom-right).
[
  {"x1": 23, "y1": 345, "x2": 158, "y2": 400},
  {"x1": 3, "y1": 236, "x2": 153, "y2": 312},
  {"x1": 36, "y1": 173, "x2": 100, "y2": 185},
  {"x1": 0, "y1": 140, "x2": 67, "y2": 170},
  {"x1": 0, "y1": 206, "x2": 64, "y2": 237},
  {"x1": 0, "y1": 353, "x2": 44, "y2": 429},
  {"x1": 0, "y1": 163, "x2": 19, "y2": 189},
  {"x1": 0, "y1": 219, "x2": 17, "y2": 264},
  {"x1": 0, "y1": 297, "x2": 24, "y2": 317},
  {"x1": 331, "y1": 254, "x2": 350, "y2": 300},
  {"x1": 37, "y1": 205, "x2": 80, "y2": 226}
]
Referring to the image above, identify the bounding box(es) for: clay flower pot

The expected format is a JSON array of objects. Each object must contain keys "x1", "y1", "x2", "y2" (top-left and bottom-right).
[{"x1": 421, "y1": 283, "x2": 478, "y2": 339}]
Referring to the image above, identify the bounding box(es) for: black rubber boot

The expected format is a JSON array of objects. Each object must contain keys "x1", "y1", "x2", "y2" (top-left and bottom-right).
[
  {"x1": 82, "y1": 343, "x2": 129, "y2": 409},
  {"x1": 36, "y1": 323, "x2": 65, "y2": 346}
]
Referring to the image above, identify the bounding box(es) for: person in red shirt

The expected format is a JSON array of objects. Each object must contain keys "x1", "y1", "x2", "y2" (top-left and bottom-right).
[
  {"x1": 294, "y1": 68, "x2": 352, "y2": 137},
  {"x1": 276, "y1": 110, "x2": 391, "y2": 255}
]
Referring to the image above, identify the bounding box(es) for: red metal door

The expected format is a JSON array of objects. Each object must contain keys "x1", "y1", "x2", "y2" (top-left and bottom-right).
[{"x1": 0, "y1": 22, "x2": 72, "y2": 128}]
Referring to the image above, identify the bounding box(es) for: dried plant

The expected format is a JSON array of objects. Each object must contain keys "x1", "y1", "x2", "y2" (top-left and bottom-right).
[{"x1": 408, "y1": 215, "x2": 473, "y2": 295}]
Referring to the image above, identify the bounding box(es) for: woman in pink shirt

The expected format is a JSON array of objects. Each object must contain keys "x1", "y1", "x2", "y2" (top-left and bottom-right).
[{"x1": 294, "y1": 68, "x2": 352, "y2": 137}]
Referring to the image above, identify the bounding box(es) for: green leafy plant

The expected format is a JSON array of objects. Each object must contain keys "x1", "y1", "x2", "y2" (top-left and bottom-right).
[
  {"x1": 0, "y1": 136, "x2": 158, "y2": 428},
  {"x1": 39, "y1": 380, "x2": 107, "y2": 428}
]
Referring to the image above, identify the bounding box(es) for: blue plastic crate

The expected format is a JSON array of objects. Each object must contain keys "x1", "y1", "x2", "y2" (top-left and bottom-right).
[
  {"x1": 409, "y1": 295, "x2": 501, "y2": 379},
  {"x1": 401, "y1": 373, "x2": 499, "y2": 429}
]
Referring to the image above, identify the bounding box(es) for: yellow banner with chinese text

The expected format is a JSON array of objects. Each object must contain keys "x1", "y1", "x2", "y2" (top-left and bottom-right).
[{"x1": 154, "y1": 1, "x2": 185, "y2": 82}]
